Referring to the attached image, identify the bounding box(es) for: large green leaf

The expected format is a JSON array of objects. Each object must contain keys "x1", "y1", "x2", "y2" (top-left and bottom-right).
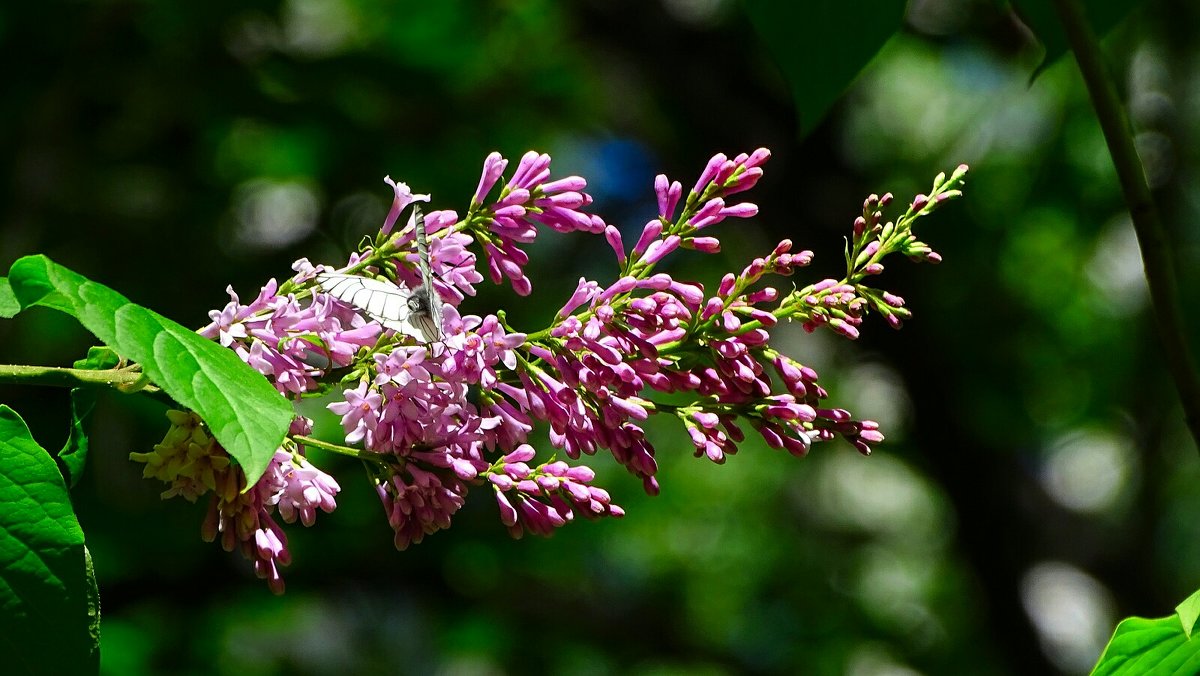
[
  {"x1": 1093, "y1": 611, "x2": 1200, "y2": 675},
  {"x1": 0, "y1": 405, "x2": 99, "y2": 675},
  {"x1": 6, "y1": 255, "x2": 293, "y2": 485},
  {"x1": 741, "y1": 0, "x2": 906, "y2": 135}
]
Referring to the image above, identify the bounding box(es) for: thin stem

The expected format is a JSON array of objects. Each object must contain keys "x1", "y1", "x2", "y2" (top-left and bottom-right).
[
  {"x1": 1051, "y1": 0, "x2": 1200, "y2": 452},
  {"x1": 292, "y1": 434, "x2": 392, "y2": 466},
  {"x1": 0, "y1": 364, "x2": 154, "y2": 390}
]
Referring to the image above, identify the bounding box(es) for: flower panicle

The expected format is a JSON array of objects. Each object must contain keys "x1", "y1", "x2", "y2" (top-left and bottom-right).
[
  {"x1": 459, "y1": 150, "x2": 606, "y2": 296},
  {"x1": 131, "y1": 412, "x2": 338, "y2": 594},
  {"x1": 770, "y1": 165, "x2": 969, "y2": 337},
  {"x1": 135, "y1": 149, "x2": 965, "y2": 593},
  {"x1": 486, "y1": 444, "x2": 624, "y2": 538}
]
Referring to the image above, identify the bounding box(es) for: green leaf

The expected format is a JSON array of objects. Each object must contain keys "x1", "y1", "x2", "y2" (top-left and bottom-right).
[
  {"x1": 0, "y1": 405, "x2": 99, "y2": 675},
  {"x1": 6, "y1": 255, "x2": 293, "y2": 486},
  {"x1": 57, "y1": 388, "x2": 96, "y2": 489},
  {"x1": 1177, "y1": 588, "x2": 1200, "y2": 638},
  {"x1": 1093, "y1": 612, "x2": 1200, "y2": 675},
  {"x1": 0, "y1": 277, "x2": 18, "y2": 318},
  {"x1": 1012, "y1": 0, "x2": 1139, "y2": 80},
  {"x1": 741, "y1": 0, "x2": 905, "y2": 135},
  {"x1": 72, "y1": 346, "x2": 121, "y2": 371}
]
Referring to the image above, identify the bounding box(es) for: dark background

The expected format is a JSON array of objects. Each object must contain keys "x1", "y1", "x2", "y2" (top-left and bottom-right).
[{"x1": 2, "y1": 1, "x2": 1199, "y2": 674}]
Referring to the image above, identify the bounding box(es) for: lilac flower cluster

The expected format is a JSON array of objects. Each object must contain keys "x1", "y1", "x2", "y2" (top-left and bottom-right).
[
  {"x1": 488, "y1": 445, "x2": 624, "y2": 537},
  {"x1": 131, "y1": 412, "x2": 338, "y2": 593},
  {"x1": 783, "y1": 165, "x2": 968, "y2": 339},
  {"x1": 463, "y1": 151, "x2": 607, "y2": 295},
  {"x1": 199, "y1": 277, "x2": 381, "y2": 394},
  {"x1": 132, "y1": 148, "x2": 967, "y2": 593}
]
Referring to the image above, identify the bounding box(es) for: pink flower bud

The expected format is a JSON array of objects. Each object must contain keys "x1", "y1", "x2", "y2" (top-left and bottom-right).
[
  {"x1": 744, "y1": 258, "x2": 766, "y2": 280},
  {"x1": 499, "y1": 187, "x2": 531, "y2": 207},
  {"x1": 726, "y1": 166, "x2": 763, "y2": 193},
  {"x1": 718, "y1": 273, "x2": 737, "y2": 297},
  {"x1": 503, "y1": 444, "x2": 537, "y2": 463},
  {"x1": 720, "y1": 202, "x2": 758, "y2": 219},
  {"x1": 642, "y1": 235, "x2": 681, "y2": 264},
  {"x1": 473, "y1": 152, "x2": 508, "y2": 205},
  {"x1": 747, "y1": 309, "x2": 777, "y2": 326},
  {"x1": 702, "y1": 297, "x2": 725, "y2": 320},
  {"x1": 655, "y1": 174, "x2": 683, "y2": 220},
  {"x1": 539, "y1": 191, "x2": 586, "y2": 209},
  {"x1": 687, "y1": 236, "x2": 721, "y2": 253},
  {"x1": 494, "y1": 489, "x2": 518, "y2": 526},
  {"x1": 828, "y1": 318, "x2": 860, "y2": 339},
  {"x1": 511, "y1": 151, "x2": 550, "y2": 187},
  {"x1": 758, "y1": 424, "x2": 784, "y2": 449},
  {"x1": 687, "y1": 198, "x2": 725, "y2": 229},
  {"x1": 604, "y1": 225, "x2": 626, "y2": 264},
  {"x1": 693, "y1": 153, "x2": 728, "y2": 194},
  {"x1": 742, "y1": 147, "x2": 771, "y2": 170},
  {"x1": 781, "y1": 431, "x2": 811, "y2": 457},
  {"x1": 669, "y1": 282, "x2": 704, "y2": 307},
  {"x1": 745, "y1": 287, "x2": 777, "y2": 304},
  {"x1": 597, "y1": 276, "x2": 638, "y2": 304},
  {"x1": 493, "y1": 205, "x2": 526, "y2": 219},
  {"x1": 632, "y1": 220, "x2": 663, "y2": 257},
  {"x1": 722, "y1": 311, "x2": 741, "y2": 332},
  {"x1": 565, "y1": 465, "x2": 596, "y2": 482},
  {"x1": 539, "y1": 176, "x2": 588, "y2": 194}
]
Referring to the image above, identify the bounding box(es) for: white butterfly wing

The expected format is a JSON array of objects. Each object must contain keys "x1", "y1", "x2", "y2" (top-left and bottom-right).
[{"x1": 316, "y1": 273, "x2": 428, "y2": 341}]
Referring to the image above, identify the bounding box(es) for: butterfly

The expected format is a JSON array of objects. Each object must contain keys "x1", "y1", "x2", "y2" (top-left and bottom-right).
[{"x1": 316, "y1": 205, "x2": 443, "y2": 344}]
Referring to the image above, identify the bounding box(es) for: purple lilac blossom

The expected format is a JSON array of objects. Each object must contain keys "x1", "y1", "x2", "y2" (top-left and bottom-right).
[
  {"x1": 131, "y1": 412, "x2": 339, "y2": 594},
  {"x1": 139, "y1": 148, "x2": 963, "y2": 592}
]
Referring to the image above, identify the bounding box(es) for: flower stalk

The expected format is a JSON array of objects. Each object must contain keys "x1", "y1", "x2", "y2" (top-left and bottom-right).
[{"x1": 1051, "y1": 0, "x2": 1200, "y2": 451}]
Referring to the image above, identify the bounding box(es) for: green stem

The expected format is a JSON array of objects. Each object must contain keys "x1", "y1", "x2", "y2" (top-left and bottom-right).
[
  {"x1": 292, "y1": 434, "x2": 392, "y2": 466},
  {"x1": 0, "y1": 364, "x2": 153, "y2": 390},
  {"x1": 1052, "y1": 0, "x2": 1200, "y2": 452}
]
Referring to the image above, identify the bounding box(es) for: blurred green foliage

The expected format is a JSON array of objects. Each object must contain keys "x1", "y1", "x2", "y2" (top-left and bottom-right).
[{"x1": 2, "y1": 0, "x2": 1200, "y2": 674}]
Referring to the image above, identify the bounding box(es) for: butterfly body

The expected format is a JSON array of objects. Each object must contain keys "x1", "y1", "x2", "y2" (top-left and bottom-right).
[{"x1": 411, "y1": 205, "x2": 441, "y2": 338}]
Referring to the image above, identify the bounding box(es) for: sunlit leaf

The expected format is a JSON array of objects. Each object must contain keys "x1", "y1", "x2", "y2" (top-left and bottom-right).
[
  {"x1": 0, "y1": 405, "x2": 99, "y2": 675},
  {"x1": 1177, "y1": 588, "x2": 1200, "y2": 638},
  {"x1": 6, "y1": 255, "x2": 293, "y2": 486},
  {"x1": 1092, "y1": 612, "x2": 1200, "y2": 675}
]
